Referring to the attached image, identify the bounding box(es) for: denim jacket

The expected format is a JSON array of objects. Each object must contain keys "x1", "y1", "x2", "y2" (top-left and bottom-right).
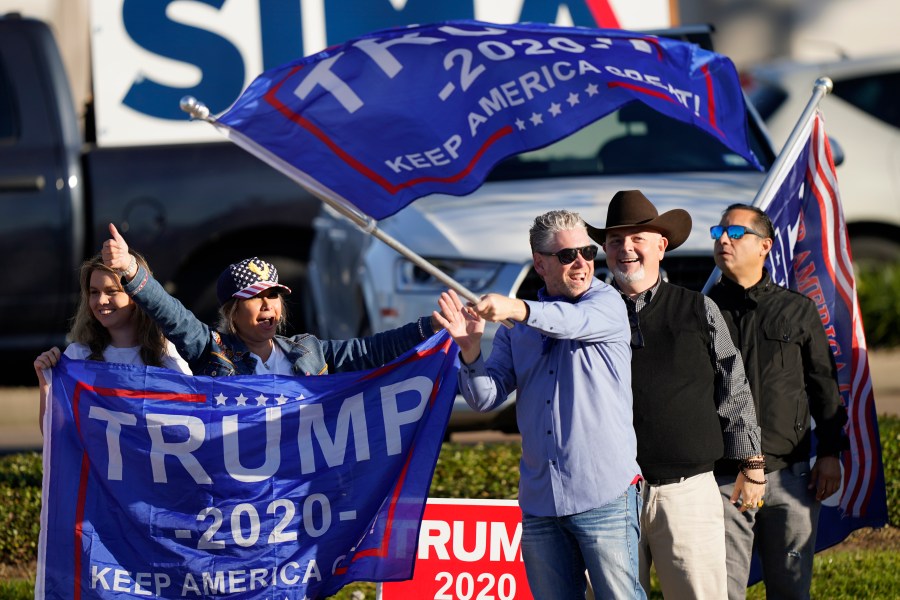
[{"x1": 123, "y1": 265, "x2": 432, "y2": 377}]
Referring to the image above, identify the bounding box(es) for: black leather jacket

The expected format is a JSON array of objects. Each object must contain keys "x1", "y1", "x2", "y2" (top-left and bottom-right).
[{"x1": 709, "y1": 270, "x2": 847, "y2": 474}]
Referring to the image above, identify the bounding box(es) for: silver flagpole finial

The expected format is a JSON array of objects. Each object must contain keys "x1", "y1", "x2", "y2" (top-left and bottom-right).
[
  {"x1": 815, "y1": 77, "x2": 834, "y2": 94},
  {"x1": 180, "y1": 96, "x2": 211, "y2": 121}
]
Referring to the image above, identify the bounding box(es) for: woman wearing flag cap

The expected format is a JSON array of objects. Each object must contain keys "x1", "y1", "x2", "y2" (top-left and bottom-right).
[{"x1": 101, "y1": 223, "x2": 440, "y2": 377}]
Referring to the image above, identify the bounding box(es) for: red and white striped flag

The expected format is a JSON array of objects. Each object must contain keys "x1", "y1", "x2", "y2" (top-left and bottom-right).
[{"x1": 763, "y1": 110, "x2": 887, "y2": 543}]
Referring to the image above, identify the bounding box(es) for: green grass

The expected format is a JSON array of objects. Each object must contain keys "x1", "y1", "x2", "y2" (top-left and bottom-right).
[
  {"x1": 0, "y1": 579, "x2": 34, "y2": 600},
  {"x1": 745, "y1": 550, "x2": 900, "y2": 599}
]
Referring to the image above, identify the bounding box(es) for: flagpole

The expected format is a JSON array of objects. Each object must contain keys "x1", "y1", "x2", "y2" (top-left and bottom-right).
[
  {"x1": 701, "y1": 77, "x2": 833, "y2": 294},
  {"x1": 180, "y1": 96, "x2": 515, "y2": 328}
]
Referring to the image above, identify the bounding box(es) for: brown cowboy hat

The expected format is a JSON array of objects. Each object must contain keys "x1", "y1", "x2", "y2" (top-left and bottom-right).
[{"x1": 586, "y1": 190, "x2": 692, "y2": 250}]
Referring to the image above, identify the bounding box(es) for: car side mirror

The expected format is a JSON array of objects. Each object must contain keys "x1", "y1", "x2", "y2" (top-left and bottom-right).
[{"x1": 829, "y1": 136, "x2": 845, "y2": 166}]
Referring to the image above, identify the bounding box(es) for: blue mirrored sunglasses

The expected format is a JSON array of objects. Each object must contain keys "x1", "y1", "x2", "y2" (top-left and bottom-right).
[
  {"x1": 710, "y1": 225, "x2": 766, "y2": 240},
  {"x1": 539, "y1": 245, "x2": 599, "y2": 265}
]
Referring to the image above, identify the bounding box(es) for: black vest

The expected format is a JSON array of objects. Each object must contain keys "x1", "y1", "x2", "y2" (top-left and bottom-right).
[{"x1": 631, "y1": 282, "x2": 724, "y2": 480}]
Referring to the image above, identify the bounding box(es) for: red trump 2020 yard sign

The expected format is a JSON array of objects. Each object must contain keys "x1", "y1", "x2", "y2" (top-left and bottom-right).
[{"x1": 379, "y1": 498, "x2": 532, "y2": 599}]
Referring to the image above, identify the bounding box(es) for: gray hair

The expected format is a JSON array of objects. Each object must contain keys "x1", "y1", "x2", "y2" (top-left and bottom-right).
[{"x1": 529, "y1": 210, "x2": 587, "y2": 252}]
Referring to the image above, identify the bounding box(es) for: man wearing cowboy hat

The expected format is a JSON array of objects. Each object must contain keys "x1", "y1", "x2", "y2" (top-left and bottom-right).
[{"x1": 588, "y1": 190, "x2": 766, "y2": 599}]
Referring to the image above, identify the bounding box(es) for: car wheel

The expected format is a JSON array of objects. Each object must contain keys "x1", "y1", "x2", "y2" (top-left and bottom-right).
[{"x1": 851, "y1": 235, "x2": 900, "y2": 271}]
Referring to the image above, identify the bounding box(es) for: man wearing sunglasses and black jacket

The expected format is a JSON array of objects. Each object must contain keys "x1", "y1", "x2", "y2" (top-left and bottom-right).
[{"x1": 709, "y1": 204, "x2": 848, "y2": 599}]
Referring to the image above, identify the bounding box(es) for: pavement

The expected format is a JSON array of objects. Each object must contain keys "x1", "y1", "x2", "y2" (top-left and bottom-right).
[{"x1": 3, "y1": 349, "x2": 900, "y2": 453}]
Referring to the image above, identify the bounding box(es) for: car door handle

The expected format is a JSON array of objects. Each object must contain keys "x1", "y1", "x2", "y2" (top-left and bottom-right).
[{"x1": 0, "y1": 175, "x2": 46, "y2": 192}]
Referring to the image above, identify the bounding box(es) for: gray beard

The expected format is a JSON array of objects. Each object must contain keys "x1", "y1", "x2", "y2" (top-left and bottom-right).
[{"x1": 613, "y1": 265, "x2": 646, "y2": 285}]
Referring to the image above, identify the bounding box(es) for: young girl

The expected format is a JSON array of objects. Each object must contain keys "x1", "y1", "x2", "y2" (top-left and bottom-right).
[{"x1": 33, "y1": 252, "x2": 191, "y2": 429}]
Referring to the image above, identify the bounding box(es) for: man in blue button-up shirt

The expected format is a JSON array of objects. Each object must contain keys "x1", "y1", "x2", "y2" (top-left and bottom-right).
[{"x1": 435, "y1": 210, "x2": 644, "y2": 600}]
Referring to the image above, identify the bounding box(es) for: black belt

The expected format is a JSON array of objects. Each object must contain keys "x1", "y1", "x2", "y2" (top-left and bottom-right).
[{"x1": 645, "y1": 476, "x2": 686, "y2": 486}]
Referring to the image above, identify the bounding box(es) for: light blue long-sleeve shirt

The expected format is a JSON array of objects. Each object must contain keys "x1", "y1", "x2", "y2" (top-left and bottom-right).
[{"x1": 458, "y1": 278, "x2": 640, "y2": 517}]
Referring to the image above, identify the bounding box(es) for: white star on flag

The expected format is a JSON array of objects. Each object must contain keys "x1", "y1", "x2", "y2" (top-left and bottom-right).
[
  {"x1": 586, "y1": 83, "x2": 599, "y2": 96},
  {"x1": 214, "y1": 393, "x2": 227, "y2": 406},
  {"x1": 255, "y1": 394, "x2": 269, "y2": 406},
  {"x1": 275, "y1": 394, "x2": 288, "y2": 405},
  {"x1": 548, "y1": 102, "x2": 562, "y2": 117},
  {"x1": 515, "y1": 118, "x2": 526, "y2": 131},
  {"x1": 235, "y1": 393, "x2": 248, "y2": 406},
  {"x1": 773, "y1": 247, "x2": 783, "y2": 270},
  {"x1": 529, "y1": 112, "x2": 543, "y2": 126},
  {"x1": 566, "y1": 92, "x2": 580, "y2": 106}
]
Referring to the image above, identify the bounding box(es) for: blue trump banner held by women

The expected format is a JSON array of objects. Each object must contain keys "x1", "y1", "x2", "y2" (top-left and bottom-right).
[
  {"x1": 215, "y1": 20, "x2": 763, "y2": 220},
  {"x1": 36, "y1": 332, "x2": 458, "y2": 600}
]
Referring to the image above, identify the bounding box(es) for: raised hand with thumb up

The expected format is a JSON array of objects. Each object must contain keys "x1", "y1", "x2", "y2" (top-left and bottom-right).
[{"x1": 102, "y1": 223, "x2": 137, "y2": 280}]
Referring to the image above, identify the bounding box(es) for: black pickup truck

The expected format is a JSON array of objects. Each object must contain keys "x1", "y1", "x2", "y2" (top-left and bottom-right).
[{"x1": 0, "y1": 14, "x2": 322, "y2": 372}]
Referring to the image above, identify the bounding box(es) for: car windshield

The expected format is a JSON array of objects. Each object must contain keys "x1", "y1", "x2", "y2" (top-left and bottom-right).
[{"x1": 487, "y1": 101, "x2": 771, "y2": 181}]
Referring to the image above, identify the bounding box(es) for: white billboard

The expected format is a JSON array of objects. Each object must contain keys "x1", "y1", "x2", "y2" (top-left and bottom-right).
[{"x1": 89, "y1": 0, "x2": 673, "y2": 147}]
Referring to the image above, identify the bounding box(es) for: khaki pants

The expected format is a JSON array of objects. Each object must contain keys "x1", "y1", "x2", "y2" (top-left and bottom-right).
[{"x1": 639, "y1": 471, "x2": 727, "y2": 599}]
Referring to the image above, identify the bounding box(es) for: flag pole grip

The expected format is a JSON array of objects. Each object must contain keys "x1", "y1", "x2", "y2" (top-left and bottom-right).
[{"x1": 701, "y1": 77, "x2": 833, "y2": 294}]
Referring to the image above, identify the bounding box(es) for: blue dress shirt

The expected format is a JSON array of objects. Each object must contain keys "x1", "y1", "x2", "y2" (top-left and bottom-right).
[{"x1": 458, "y1": 278, "x2": 640, "y2": 517}]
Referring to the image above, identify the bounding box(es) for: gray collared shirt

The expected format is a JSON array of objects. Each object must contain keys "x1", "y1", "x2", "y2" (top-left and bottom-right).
[{"x1": 458, "y1": 278, "x2": 641, "y2": 517}]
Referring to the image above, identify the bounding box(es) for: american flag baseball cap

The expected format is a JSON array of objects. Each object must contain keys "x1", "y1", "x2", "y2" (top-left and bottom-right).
[{"x1": 216, "y1": 257, "x2": 292, "y2": 305}]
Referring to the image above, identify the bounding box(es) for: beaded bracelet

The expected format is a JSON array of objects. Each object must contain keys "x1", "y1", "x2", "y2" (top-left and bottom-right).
[
  {"x1": 740, "y1": 467, "x2": 767, "y2": 485},
  {"x1": 117, "y1": 255, "x2": 137, "y2": 280},
  {"x1": 417, "y1": 317, "x2": 427, "y2": 340},
  {"x1": 740, "y1": 456, "x2": 766, "y2": 470}
]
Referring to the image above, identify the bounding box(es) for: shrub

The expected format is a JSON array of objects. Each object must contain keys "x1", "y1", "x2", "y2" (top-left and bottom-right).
[
  {"x1": 0, "y1": 453, "x2": 42, "y2": 568},
  {"x1": 879, "y1": 414, "x2": 900, "y2": 526},
  {"x1": 0, "y1": 452, "x2": 42, "y2": 488},
  {"x1": 429, "y1": 442, "x2": 520, "y2": 499},
  {"x1": 856, "y1": 262, "x2": 900, "y2": 348}
]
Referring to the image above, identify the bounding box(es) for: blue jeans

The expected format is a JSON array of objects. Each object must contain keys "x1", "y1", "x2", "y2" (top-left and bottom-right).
[{"x1": 521, "y1": 483, "x2": 645, "y2": 599}]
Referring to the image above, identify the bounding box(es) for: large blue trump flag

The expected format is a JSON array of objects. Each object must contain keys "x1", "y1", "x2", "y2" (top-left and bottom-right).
[
  {"x1": 762, "y1": 111, "x2": 887, "y2": 547},
  {"x1": 36, "y1": 332, "x2": 458, "y2": 599},
  {"x1": 216, "y1": 20, "x2": 762, "y2": 219}
]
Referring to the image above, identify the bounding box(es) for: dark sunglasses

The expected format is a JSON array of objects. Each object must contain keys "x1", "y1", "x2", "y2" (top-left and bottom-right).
[
  {"x1": 539, "y1": 245, "x2": 599, "y2": 265},
  {"x1": 710, "y1": 225, "x2": 766, "y2": 240}
]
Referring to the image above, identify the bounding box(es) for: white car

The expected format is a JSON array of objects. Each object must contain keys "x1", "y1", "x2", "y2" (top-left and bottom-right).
[
  {"x1": 743, "y1": 53, "x2": 900, "y2": 266},
  {"x1": 309, "y1": 98, "x2": 774, "y2": 433}
]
